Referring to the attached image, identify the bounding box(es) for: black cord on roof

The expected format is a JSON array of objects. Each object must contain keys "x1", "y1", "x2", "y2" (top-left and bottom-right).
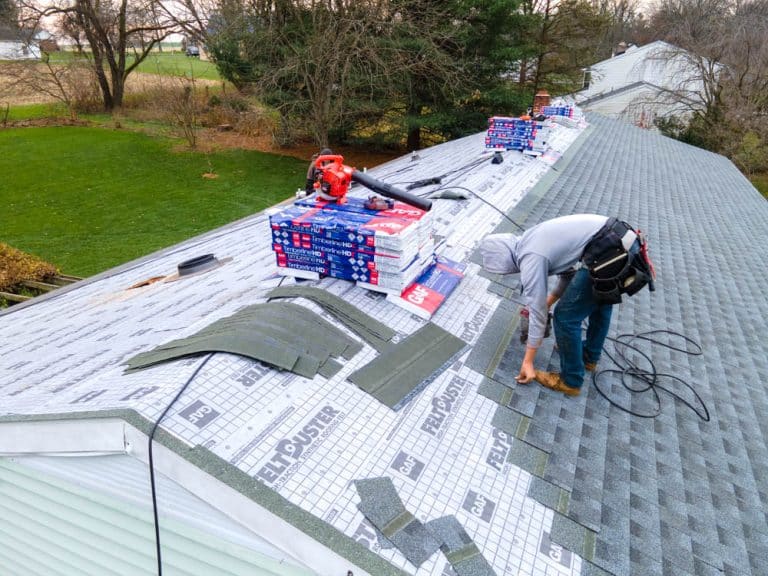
[
  {"x1": 429, "y1": 185, "x2": 526, "y2": 233},
  {"x1": 592, "y1": 329, "x2": 709, "y2": 420},
  {"x1": 148, "y1": 353, "x2": 214, "y2": 576}
]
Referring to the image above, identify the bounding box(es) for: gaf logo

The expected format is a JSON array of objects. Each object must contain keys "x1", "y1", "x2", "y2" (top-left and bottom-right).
[
  {"x1": 179, "y1": 400, "x2": 220, "y2": 429},
  {"x1": 462, "y1": 490, "x2": 496, "y2": 523},
  {"x1": 406, "y1": 285, "x2": 430, "y2": 304},
  {"x1": 539, "y1": 531, "x2": 572, "y2": 568},
  {"x1": 391, "y1": 451, "x2": 425, "y2": 481}
]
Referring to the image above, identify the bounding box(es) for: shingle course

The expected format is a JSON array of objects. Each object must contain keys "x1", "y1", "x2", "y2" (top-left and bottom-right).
[{"x1": 492, "y1": 114, "x2": 768, "y2": 575}]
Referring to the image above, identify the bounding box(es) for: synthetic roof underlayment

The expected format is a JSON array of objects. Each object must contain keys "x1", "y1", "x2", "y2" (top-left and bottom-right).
[{"x1": 1, "y1": 113, "x2": 767, "y2": 576}]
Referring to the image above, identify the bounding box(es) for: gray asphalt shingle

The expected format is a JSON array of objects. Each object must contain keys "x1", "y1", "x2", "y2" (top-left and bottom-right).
[{"x1": 495, "y1": 114, "x2": 768, "y2": 575}]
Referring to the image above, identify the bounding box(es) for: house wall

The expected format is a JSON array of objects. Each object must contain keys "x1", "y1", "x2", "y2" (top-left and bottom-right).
[
  {"x1": 0, "y1": 455, "x2": 315, "y2": 576},
  {"x1": 0, "y1": 40, "x2": 40, "y2": 60},
  {"x1": 581, "y1": 84, "x2": 693, "y2": 128},
  {"x1": 576, "y1": 41, "x2": 708, "y2": 124}
]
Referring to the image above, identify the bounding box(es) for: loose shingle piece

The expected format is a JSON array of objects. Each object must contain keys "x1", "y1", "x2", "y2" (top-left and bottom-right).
[
  {"x1": 355, "y1": 477, "x2": 441, "y2": 567},
  {"x1": 124, "y1": 302, "x2": 362, "y2": 378},
  {"x1": 267, "y1": 285, "x2": 396, "y2": 351},
  {"x1": 347, "y1": 322, "x2": 466, "y2": 410},
  {"x1": 426, "y1": 516, "x2": 497, "y2": 576}
]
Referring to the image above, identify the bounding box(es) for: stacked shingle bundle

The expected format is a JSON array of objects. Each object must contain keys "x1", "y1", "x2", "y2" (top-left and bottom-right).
[
  {"x1": 269, "y1": 195, "x2": 434, "y2": 293},
  {"x1": 542, "y1": 105, "x2": 575, "y2": 118},
  {"x1": 484, "y1": 116, "x2": 550, "y2": 155}
]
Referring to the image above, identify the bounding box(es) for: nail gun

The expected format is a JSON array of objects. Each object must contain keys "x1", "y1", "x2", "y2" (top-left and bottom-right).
[{"x1": 310, "y1": 154, "x2": 432, "y2": 212}]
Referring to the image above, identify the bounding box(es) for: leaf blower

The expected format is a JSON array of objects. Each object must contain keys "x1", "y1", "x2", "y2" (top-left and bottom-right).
[{"x1": 309, "y1": 154, "x2": 432, "y2": 212}]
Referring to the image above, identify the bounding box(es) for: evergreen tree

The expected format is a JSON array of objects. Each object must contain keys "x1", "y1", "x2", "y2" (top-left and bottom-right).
[{"x1": 0, "y1": 0, "x2": 18, "y2": 27}]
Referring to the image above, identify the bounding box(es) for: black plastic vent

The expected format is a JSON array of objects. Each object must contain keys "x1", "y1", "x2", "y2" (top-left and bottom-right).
[{"x1": 178, "y1": 254, "x2": 219, "y2": 277}]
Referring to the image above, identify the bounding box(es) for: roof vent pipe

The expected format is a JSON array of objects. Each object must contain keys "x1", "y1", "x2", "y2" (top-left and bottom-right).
[{"x1": 177, "y1": 254, "x2": 220, "y2": 276}]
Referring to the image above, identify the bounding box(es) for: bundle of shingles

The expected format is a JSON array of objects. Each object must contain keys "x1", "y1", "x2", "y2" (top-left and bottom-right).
[
  {"x1": 542, "y1": 104, "x2": 576, "y2": 118},
  {"x1": 542, "y1": 102, "x2": 584, "y2": 128},
  {"x1": 269, "y1": 194, "x2": 435, "y2": 295},
  {"x1": 484, "y1": 116, "x2": 550, "y2": 156}
]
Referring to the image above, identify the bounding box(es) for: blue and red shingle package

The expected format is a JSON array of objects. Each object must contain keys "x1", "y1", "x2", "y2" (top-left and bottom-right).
[
  {"x1": 485, "y1": 116, "x2": 550, "y2": 154},
  {"x1": 269, "y1": 194, "x2": 435, "y2": 291}
]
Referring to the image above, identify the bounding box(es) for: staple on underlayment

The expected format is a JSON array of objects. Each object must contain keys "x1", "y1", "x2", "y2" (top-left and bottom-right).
[
  {"x1": 347, "y1": 322, "x2": 466, "y2": 410},
  {"x1": 124, "y1": 301, "x2": 361, "y2": 379},
  {"x1": 355, "y1": 477, "x2": 441, "y2": 567},
  {"x1": 267, "y1": 285, "x2": 395, "y2": 351},
  {"x1": 425, "y1": 516, "x2": 497, "y2": 576}
]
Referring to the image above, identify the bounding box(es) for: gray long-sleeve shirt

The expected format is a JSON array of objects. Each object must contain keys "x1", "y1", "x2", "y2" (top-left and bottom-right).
[{"x1": 480, "y1": 214, "x2": 609, "y2": 347}]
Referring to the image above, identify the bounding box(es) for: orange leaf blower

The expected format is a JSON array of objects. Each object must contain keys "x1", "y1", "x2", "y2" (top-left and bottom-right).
[{"x1": 311, "y1": 154, "x2": 432, "y2": 212}]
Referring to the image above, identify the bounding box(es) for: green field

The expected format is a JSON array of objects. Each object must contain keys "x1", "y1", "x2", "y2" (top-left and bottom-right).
[
  {"x1": 29, "y1": 50, "x2": 222, "y2": 81},
  {"x1": 135, "y1": 52, "x2": 223, "y2": 81},
  {"x1": 0, "y1": 126, "x2": 305, "y2": 276}
]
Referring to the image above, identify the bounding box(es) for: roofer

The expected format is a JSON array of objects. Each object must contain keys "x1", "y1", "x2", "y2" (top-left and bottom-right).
[{"x1": 479, "y1": 214, "x2": 655, "y2": 396}]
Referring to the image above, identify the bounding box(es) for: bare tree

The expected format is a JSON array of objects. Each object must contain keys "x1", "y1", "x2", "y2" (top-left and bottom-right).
[
  {"x1": 0, "y1": 55, "x2": 99, "y2": 119},
  {"x1": 154, "y1": 0, "x2": 214, "y2": 46},
  {"x1": 645, "y1": 0, "x2": 768, "y2": 166},
  {"x1": 19, "y1": 0, "x2": 177, "y2": 110}
]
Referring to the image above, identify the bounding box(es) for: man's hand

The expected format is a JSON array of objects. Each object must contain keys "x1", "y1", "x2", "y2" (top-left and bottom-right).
[
  {"x1": 516, "y1": 347, "x2": 538, "y2": 384},
  {"x1": 516, "y1": 360, "x2": 536, "y2": 384}
]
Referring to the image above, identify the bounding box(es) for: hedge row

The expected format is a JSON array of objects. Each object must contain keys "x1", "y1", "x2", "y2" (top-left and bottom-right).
[{"x1": 0, "y1": 243, "x2": 58, "y2": 292}]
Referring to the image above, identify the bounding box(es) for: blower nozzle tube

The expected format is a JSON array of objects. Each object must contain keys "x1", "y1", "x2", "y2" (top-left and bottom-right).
[{"x1": 351, "y1": 170, "x2": 432, "y2": 212}]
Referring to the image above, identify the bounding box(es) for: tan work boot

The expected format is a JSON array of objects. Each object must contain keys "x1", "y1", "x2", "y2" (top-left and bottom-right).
[
  {"x1": 534, "y1": 371, "x2": 581, "y2": 396},
  {"x1": 583, "y1": 352, "x2": 598, "y2": 372}
]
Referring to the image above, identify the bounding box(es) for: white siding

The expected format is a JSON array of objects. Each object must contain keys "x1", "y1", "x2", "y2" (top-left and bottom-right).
[
  {"x1": 0, "y1": 40, "x2": 40, "y2": 60},
  {"x1": 0, "y1": 456, "x2": 315, "y2": 576},
  {"x1": 575, "y1": 41, "x2": 708, "y2": 122}
]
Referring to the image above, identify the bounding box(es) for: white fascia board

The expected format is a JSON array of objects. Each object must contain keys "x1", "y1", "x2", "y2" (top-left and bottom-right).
[
  {"x1": 0, "y1": 418, "x2": 127, "y2": 455},
  {"x1": 122, "y1": 422, "x2": 370, "y2": 576}
]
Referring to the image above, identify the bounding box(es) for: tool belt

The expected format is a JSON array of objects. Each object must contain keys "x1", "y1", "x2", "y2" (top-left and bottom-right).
[{"x1": 582, "y1": 217, "x2": 654, "y2": 304}]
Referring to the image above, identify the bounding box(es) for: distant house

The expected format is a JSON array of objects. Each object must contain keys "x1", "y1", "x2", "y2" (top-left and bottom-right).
[
  {"x1": 574, "y1": 40, "x2": 710, "y2": 128},
  {"x1": 0, "y1": 25, "x2": 41, "y2": 60}
]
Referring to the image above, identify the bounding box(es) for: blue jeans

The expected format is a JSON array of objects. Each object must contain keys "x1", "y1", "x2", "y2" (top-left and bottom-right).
[{"x1": 552, "y1": 268, "x2": 613, "y2": 389}]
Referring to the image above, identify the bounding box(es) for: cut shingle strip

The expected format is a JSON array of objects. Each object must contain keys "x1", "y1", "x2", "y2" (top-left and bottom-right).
[
  {"x1": 425, "y1": 516, "x2": 497, "y2": 576},
  {"x1": 355, "y1": 477, "x2": 441, "y2": 567},
  {"x1": 347, "y1": 322, "x2": 466, "y2": 410},
  {"x1": 267, "y1": 285, "x2": 396, "y2": 351},
  {"x1": 124, "y1": 302, "x2": 360, "y2": 378}
]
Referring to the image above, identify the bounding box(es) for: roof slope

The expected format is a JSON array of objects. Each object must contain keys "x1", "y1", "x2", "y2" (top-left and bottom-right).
[
  {"x1": 575, "y1": 41, "x2": 705, "y2": 110},
  {"x1": 492, "y1": 114, "x2": 768, "y2": 576},
  {"x1": 1, "y1": 114, "x2": 767, "y2": 576},
  {"x1": 0, "y1": 123, "x2": 587, "y2": 576}
]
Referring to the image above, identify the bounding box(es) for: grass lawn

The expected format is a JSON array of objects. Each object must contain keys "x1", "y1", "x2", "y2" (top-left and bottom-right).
[
  {"x1": 1, "y1": 126, "x2": 306, "y2": 277},
  {"x1": 2, "y1": 103, "x2": 69, "y2": 121}
]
